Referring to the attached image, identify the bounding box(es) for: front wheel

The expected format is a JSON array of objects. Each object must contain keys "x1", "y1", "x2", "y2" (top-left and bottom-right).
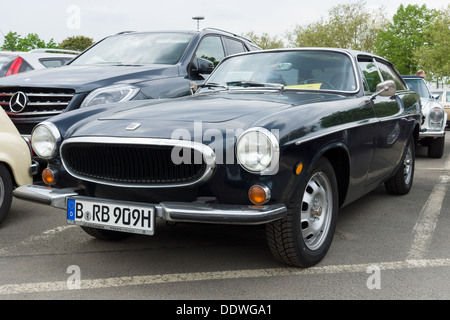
[
  {"x1": 428, "y1": 136, "x2": 445, "y2": 158},
  {"x1": 0, "y1": 164, "x2": 13, "y2": 225},
  {"x1": 266, "y1": 157, "x2": 338, "y2": 268}
]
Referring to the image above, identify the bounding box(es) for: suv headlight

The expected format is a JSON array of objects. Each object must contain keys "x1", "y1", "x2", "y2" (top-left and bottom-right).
[
  {"x1": 31, "y1": 122, "x2": 61, "y2": 159},
  {"x1": 80, "y1": 84, "x2": 140, "y2": 108},
  {"x1": 236, "y1": 127, "x2": 280, "y2": 174}
]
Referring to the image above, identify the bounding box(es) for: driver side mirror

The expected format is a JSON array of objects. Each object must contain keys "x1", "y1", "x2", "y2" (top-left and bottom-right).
[
  {"x1": 376, "y1": 80, "x2": 396, "y2": 97},
  {"x1": 370, "y1": 80, "x2": 397, "y2": 101},
  {"x1": 192, "y1": 57, "x2": 215, "y2": 75}
]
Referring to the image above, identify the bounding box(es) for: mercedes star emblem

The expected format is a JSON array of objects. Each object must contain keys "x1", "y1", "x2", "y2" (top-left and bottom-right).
[{"x1": 9, "y1": 91, "x2": 29, "y2": 114}]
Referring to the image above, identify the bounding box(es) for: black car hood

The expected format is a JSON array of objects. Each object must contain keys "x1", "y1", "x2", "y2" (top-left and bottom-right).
[
  {"x1": 0, "y1": 64, "x2": 179, "y2": 93},
  {"x1": 62, "y1": 91, "x2": 349, "y2": 140}
]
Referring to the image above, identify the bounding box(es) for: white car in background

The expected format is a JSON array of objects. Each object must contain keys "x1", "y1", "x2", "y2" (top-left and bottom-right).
[
  {"x1": 403, "y1": 75, "x2": 447, "y2": 158},
  {"x1": 0, "y1": 49, "x2": 78, "y2": 77},
  {"x1": 431, "y1": 88, "x2": 450, "y2": 128},
  {"x1": 0, "y1": 108, "x2": 34, "y2": 224}
]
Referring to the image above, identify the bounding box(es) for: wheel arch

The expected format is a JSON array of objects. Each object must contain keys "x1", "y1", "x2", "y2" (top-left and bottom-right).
[
  {"x1": 314, "y1": 142, "x2": 350, "y2": 208},
  {"x1": 0, "y1": 161, "x2": 17, "y2": 188}
]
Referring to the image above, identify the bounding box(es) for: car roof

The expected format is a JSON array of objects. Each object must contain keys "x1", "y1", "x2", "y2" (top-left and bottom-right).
[
  {"x1": 109, "y1": 28, "x2": 258, "y2": 47},
  {"x1": 402, "y1": 75, "x2": 424, "y2": 79},
  {"x1": 0, "y1": 49, "x2": 79, "y2": 57}
]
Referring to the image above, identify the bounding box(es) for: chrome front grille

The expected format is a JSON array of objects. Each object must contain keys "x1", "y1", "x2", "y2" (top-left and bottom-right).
[
  {"x1": 0, "y1": 87, "x2": 74, "y2": 117},
  {"x1": 60, "y1": 137, "x2": 216, "y2": 188}
]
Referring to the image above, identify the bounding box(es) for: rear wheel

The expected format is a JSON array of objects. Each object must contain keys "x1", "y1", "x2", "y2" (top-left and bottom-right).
[
  {"x1": 0, "y1": 164, "x2": 13, "y2": 225},
  {"x1": 385, "y1": 138, "x2": 415, "y2": 195},
  {"x1": 266, "y1": 157, "x2": 338, "y2": 267}
]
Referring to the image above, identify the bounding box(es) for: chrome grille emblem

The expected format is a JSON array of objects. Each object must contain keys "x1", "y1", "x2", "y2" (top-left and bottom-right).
[{"x1": 9, "y1": 91, "x2": 29, "y2": 113}]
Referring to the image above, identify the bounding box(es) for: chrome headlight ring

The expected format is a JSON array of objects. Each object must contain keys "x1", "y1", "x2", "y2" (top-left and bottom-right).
[
  {"x1": 31, "y1": 122, "x2": 61, "y2": 159},
  {"x1": 236, "y1": 127, "x2": 280, "y2": 175}
]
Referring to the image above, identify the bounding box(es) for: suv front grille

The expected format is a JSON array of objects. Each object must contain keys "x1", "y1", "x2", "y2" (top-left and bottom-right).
[
  {"x1": 0, "y1": 87, "x2": 75, "y2": 118},
  {"x1": 60, "y1": 138, "x2": 215, "y2": 188}
]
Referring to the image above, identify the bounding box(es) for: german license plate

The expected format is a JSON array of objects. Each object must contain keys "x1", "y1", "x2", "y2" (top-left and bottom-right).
[{"x1": 67, "y1": 197, "x2": 155, "y2": 235}]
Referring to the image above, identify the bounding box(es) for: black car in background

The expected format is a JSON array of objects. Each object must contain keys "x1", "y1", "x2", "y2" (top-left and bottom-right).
[
  {"x1": 0, "y1": 28, "x2": 260, "y2": 135},
  {"x1": 15, "y1": 48, "x2": 421, "y2": 268}
]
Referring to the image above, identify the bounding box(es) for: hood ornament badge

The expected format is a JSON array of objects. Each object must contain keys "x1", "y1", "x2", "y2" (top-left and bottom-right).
[{"x1": 126, "y1": 123, "x2": 141, "y2": 131}]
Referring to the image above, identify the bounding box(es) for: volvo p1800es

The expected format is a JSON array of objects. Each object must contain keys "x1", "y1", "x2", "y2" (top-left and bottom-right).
[{"x1": 14, "y1": 48, "x2": 421, "y2": 267}]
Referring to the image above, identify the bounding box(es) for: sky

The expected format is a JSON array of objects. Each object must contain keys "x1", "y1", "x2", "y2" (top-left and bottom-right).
[{"x1": 1, "y1": 0, "x2": 448, "y2": 44}]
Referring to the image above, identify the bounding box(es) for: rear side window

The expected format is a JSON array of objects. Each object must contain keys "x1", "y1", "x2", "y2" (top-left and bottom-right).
[
  {"x1": 375, "y1": 60, "x2": 407, "y2": 91},
  {"x1": 358, "y1": 58, "x2": 382, "y2": 93},
  {"x1": 223, "y1": 37, "x2": 246, "y2": 55},
  {"x1": 39, "y1": 58, "x2": 72, "y2": 68}
]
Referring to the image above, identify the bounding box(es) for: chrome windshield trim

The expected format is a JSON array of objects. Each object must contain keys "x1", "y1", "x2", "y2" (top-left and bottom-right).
[{"x1": 60, "y1": 137, "x2": 216, "y2": 188}]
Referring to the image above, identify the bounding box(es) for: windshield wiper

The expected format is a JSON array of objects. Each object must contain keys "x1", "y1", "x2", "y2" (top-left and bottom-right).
[
  {"x1": 200, "y1": 82, "x2": 229, "y2": 90},
  {"x1": 226, "y1": 81, "x2": 284, "y2": 90}
]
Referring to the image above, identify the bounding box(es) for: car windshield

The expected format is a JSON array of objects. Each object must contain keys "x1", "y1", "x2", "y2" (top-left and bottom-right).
[
  {"x1": 70, "y1": 32, "x2": 193, "y2": 66},
  {"x1": 404, "y1": 78, "x2": 432, "y2": 99},
  {"x1": 203, "y1": 50, "x2": 357, "y2": 92}
]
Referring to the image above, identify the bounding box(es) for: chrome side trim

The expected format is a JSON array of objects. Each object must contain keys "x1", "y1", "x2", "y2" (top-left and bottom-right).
[{"x1": 60, "y1": 137, "x2": 216, "y2": 188}]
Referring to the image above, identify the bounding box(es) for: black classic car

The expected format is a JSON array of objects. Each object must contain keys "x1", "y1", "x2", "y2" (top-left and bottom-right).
[
  {"x1": 0, "y1": 28, "x2": 260, "y2": 135},
  {"x1": 14, "y1": 48, "x2": 421, "y2": 268}
]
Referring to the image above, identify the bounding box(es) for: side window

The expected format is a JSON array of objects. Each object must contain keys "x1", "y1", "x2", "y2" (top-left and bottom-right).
[
  {"x1": 18, "y1": 60, "x2": 33, "y2": 73},
  {"x1": 358, "y1": 58, "x2": 382, "y2": 94},
  {"x1": 375, "y1": 60, "x2": 407, "y2": 91},
  {"x1": 223, "y1": 37, "x2": 246, "y2": 55},
  {"x1": 195, "y1": 36, "x2": 225, "y2": 67}
]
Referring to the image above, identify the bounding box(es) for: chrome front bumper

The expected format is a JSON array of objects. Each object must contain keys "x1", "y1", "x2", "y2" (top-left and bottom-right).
[{"x1": 13, "y1": 185, "x2": 287, "y2": 225}]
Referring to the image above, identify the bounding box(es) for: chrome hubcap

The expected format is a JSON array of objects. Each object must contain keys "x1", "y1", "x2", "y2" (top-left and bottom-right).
[{"x1": 300, "y1": 172, "x2": 333, "y2": 251}]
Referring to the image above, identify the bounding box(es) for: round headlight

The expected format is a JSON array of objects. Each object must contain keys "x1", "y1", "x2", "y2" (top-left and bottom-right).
[
  {"x1": 236, "y1": 127, "x2": 279, "y2": 173},
  {"x1": 31, "y1": 122, "x2": 61, "y2": 159}
]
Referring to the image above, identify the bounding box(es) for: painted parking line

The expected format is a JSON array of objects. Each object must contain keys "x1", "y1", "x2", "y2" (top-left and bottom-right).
[
  {"x1": 408, "y1": 152, "x2": 450, "y2": 259},
  {"x1": 0, "y1": 225, "x2": 75, "y2": 256},
  {"x1": 0, "y1": 258, "x2": 450, "y2": 295},
  {"x1": 407, "y1": 175, "x2": 449, "y2": 259}
]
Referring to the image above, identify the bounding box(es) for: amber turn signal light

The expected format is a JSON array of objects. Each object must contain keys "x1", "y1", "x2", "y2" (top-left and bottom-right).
[
  {"x1": 42, "y1": 168, "x2": 55, "y2": 185},
  {"x1": 248, "y1": 185, "x2": 271, "y2": 205},
  {"x1": 295, "y1": 162, "x2": 303, "y2": 175}
]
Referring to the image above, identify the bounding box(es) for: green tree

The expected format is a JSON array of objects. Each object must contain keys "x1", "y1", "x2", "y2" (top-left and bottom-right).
[
  {"x1": 373, "y1": 4, "x2": 437, "y2": 75},
  {"x1": 1, "y1": 31, "x2": 58, "y2": 51},
  {"x1": 286, "y1": 0, "x2": 387, "y2": 51},
  {"x1": 59, "y1": 35, "x2": 94, "y2": 52},
  {"x1": 413, "y1": 5, "x2": 450, "y2": 86},
  {"x1": 243, "y1": 31, "x2": 284, "y2": 49}
]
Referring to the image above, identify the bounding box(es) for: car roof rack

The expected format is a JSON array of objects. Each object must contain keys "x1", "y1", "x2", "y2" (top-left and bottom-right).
[
  {"x1": 28, "y1": 49, "x2": 80, "y2": 54},
  {"x1": 202, "y1": 28, "x2": 256, "y2": 44}
]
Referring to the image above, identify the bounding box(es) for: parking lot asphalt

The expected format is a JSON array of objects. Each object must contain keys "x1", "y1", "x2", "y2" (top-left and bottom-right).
[{"x1": 0, "y1": 136, "x2": 449, "y2": 303}]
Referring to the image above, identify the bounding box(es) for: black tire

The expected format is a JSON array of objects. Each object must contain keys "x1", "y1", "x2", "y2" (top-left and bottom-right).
[
  {"x1": 428, "y1": 136, "x2": 445, "y2": 158},
  {"x1": 0, "y1": 164, "x2": 13, "y2": 225},
  {"x1": 266, "y1": 157, "x2": 339, "y2": 268},
  {"x1": 385, "y1": 138, "x2": 415, "y2": 195},
  {"x1": 80, "y1": 226, "x2": 131, "y2": 241}
]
